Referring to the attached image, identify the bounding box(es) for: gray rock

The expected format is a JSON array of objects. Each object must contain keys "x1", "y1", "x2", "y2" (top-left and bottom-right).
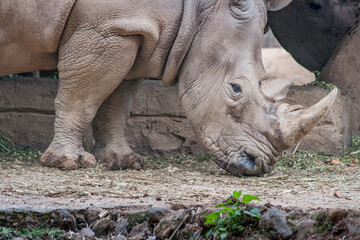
[
  {"x1": 92, "y1": 218, "x2": 116, "y2": 236},
  {"x1": 23, "y1": 215, "x2": 37, "y2": 229},
  {"x1": 127, "y1": 211, "x2": 149, "y2": 233},
  {"x1": 115, "y1": 235, "x2": 128, "y2": 240},
  {"x1": 346, "y1": 218, "x2": 360, "y2": 238},
  {"x1": 53, "y1": 209, "x2": 77, "y2": 231},
  {"x1": 85, "y1": 207, "x2": 104, "y2": 225},
  {"x1": 286, "y1": 86, "x2": 352, "y2": 156},
  {"x1": 129, "y1": 221, "x2": 149, "y2": 240},
  {"x1": 296, "y1": 219, "x2": 316, "y2": 240},
  {"x1": 177, "y1": 224, "x2": 199, "y2": 239},
  {"x1": 115, "y1": 218, "x2": 128, "y2": 236},
  {"x1": 325, "y1": 208, "x2": 347, "y2": 225},
  {"x1": 80, "y1": 227, "x2": 95, "y2": 237},
  {"x1": 65, "y1": 232, "x2": 84, "y2": 240},
  {"x1": 148, "y1": 207, "x2": 171, "y2": 223},
  {"x1": 259, "y1": 208, "x2": 293, "y2": 239},
  {"x1": 154, "y1": 209, "x2": 186, "y2": 239},
  {"x1": 74, "y1": 213, "x2": 87, "y2": 229}
]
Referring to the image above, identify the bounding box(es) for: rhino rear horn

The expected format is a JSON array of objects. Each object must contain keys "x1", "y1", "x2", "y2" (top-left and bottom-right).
[
  {"x1": 260, "y1": 79, "x2": 292, "y2": 102},
  {"x1": 268, "y1": 0, "x2": 292, "y2": 11}
]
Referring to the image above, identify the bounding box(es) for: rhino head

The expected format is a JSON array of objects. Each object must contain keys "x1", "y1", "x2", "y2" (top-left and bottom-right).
[
  {"x1": 268, "y1": 0, "x2": 360, "y2": 71},
  {"x1": 161, "y1": 0, "x2": 337, "y2": 176}
]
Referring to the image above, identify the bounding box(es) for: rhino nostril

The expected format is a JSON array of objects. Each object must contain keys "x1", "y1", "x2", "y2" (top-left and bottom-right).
[
  {"x1": 239, "y1": 152, "x2": 256, "y2": 169},
  {"x1": 225, "y1": 152, "x2": 267, "y2": 176}
]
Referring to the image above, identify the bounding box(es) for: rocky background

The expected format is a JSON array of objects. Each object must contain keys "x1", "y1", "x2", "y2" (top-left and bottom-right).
[
  {"x1": 1, "y1": 204, "x2": 360, "y2": 239},
  {"x1": 0, "y1": 31, "x2": 357, "y2": 157}
]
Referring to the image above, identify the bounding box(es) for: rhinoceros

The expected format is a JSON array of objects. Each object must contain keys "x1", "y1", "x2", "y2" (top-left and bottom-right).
[
  {"x1": 267, "y1": 0, "x2": 360, "y2": 135},
  {"x1": 0, "y1": 0, "x2": 338, "y2": 176},
  {"x1": 268, "y1": 0, "x2": 360, "y2": 72}
]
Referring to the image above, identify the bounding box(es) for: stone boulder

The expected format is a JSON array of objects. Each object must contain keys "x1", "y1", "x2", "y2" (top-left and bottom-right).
[
  {"x1": 259, "y1": 207, "x2": 293, "y2": 239},
  {"x1": 286, "y1": 86, "x2": 352, "y2": 155},
  {"x1": 262, "y1": 48, "x2": 315, "y2": 86}
]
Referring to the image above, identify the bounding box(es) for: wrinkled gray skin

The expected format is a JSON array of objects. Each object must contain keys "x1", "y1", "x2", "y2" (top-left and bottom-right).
[
  {"x1": 320, "y1": 22, "x2": 360, "y2": 135},
  {"x1": 268, "y1": 0, "x2": 360, "y2": 71},
  {"x1": 0, "y1": 0, "x2": 337, "y2": 176}
]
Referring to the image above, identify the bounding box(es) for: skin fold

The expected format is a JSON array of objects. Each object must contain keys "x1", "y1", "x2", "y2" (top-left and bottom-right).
[{"x1": 0, "y1": 0, "x2": 337, "y2": 176}]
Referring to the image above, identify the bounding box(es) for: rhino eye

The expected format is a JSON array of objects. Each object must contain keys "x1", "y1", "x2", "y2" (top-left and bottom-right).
[
  {"x1": 231, "y1": 84, "x2": 242, "y2": 93},
  {"x1": 309, "y1": 2, "x2": 322, "y2": 11},
  {"x1": 230, "y1": 0, "x2": 251, "y2": 14},
  {"x1": 232, "y1": 0, "x2": 247, "y2": 5}
]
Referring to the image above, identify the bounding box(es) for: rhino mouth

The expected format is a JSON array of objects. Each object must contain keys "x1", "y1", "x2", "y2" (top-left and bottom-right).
[
  {"x1": 238, "y1": 152, "x2": 256, "y2": 169},
  {"x1": 208, "y1": 133, "x2": 278, "y2": 177},
  {"x1": 224, "y1": 150, "x2": 275, "y2": 176}
]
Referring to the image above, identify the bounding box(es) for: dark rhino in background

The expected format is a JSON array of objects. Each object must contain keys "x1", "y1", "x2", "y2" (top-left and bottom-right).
[
  {"x1": 268, "y1": 0, "x2": 360, "y2": 72},
  {"x1": 268, "y1": 0, "x2": 360, "y2": 135}
]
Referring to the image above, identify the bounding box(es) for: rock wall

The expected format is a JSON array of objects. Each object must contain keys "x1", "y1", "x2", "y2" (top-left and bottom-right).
[
  {"x1": 262, "y1": 48, "x2": 314, "y2": 86},
  {"x1": 0, "y1": 77, "x2": 352, "y2": 156},
  {"x1": 286, "y1": 86, "x2": 352, "y2": 155}
]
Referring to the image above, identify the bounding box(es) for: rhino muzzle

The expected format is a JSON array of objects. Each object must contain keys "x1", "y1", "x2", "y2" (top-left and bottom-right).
[
  {"x1": 225, "y1": 151, "x2": 274, "y2": 176},
  {"x1": 206, "y1": 85, "x2": 338, "y2": 177}
]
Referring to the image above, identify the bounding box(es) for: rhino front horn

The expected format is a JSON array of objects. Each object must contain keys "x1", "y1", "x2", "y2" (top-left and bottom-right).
[{"x1": 278, "y1": 88, "x2": 338, "y2": 148}]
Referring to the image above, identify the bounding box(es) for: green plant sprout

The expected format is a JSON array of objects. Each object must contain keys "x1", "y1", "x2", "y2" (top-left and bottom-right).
[{"x1": 204, "y1": 190, "x2": 261, "y2": 239}]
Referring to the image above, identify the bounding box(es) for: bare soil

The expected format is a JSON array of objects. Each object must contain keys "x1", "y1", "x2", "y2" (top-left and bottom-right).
[{"x1": 0, "y1": 156, "x2": 359, "y2": 211}]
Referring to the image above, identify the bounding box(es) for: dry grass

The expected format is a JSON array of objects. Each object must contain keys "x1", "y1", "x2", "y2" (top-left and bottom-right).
[{"x1": 0, "y1": 137, "x2": 359, "y2": 211}]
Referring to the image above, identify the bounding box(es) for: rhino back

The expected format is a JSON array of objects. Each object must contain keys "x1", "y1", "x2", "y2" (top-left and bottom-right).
[{"x1": 0, "y1": 0, "x2": 76, "y2": 75}]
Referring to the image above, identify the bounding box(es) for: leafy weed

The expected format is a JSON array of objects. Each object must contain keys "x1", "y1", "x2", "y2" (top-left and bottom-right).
[{"x1": 204, "y1": 190, "x2": 261, "y2": 239}]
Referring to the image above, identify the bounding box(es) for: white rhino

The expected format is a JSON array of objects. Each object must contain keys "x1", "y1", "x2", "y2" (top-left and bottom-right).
[{"x1": 0, "y1": 0, "x2": 337, "y2": 176}]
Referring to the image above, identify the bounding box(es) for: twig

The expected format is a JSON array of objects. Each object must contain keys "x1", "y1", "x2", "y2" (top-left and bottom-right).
[
  {"x1": 98, "y1": 210, "x2": 110, "y2": 219},
  {"x1": 292, "y1": 143, "x2": 300, "y2": 155},
  {"x1": 169, "y1": 213, "x2": 190, "y2": 240},
  {"x1": 267, "y1": 175, "x2": 289, "y2": 180}
]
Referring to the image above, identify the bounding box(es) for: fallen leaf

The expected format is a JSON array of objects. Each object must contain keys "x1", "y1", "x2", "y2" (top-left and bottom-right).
[
  {"x1": 354, "y1": 159, "x2": 359, "y2": 163},
  {"x1": 334, "y1": 191, "x2": 342, "y2": 198},
  {"x1": 331, "y1": 159, "x2": 341, "y2": 165}
]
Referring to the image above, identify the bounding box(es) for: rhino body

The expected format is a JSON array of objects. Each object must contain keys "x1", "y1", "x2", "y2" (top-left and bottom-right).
[
  {"x1": 320, "y1": 22, "x2": 360, "y2": 135},
  {"x1": 0, "y1": 0, "x2": 75, "y2": 75},
  {"x1": 0, "y1": 0, "x2": 337, "y2": 176}
]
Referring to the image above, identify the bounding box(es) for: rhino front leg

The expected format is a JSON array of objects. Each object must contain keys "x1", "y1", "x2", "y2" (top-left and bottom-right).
[
  {"x1": 41, "y1": 28, "x2": 141, "y2": 170},
  {"x1": 92, "y1": 79, "x2": 144, "y2": 170}
]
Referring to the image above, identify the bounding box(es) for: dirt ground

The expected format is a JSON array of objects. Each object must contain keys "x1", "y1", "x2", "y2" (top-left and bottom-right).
[{"x1": 0, "y1": 155, "x2": 359, "y2": 212}]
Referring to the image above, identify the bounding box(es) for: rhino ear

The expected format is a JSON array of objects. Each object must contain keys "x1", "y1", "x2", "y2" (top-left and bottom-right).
[{"x1": 267, "y1": 0, "x2": 292, "y2": 11}]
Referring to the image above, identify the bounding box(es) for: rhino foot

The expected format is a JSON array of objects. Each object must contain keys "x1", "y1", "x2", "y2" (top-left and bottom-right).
[
  {"x1": 95, "y1": 149, "x2": 144, "y2": 170},
  {"x1": 41, "y1": 148, "x2": 97, "y2": 170}
]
